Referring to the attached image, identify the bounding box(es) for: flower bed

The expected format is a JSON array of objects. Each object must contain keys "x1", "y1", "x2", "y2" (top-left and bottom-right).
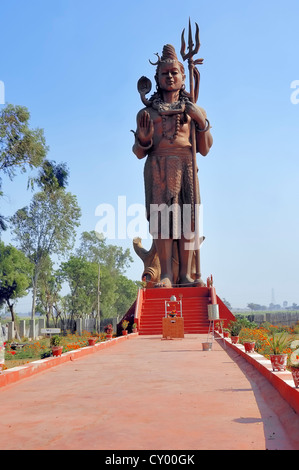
[
  {"x1": 2, "y1": 331, "x2": 112, "y2": 370},
  {"x1": 236, "y1": 322, "x2": 299, "y2": 368}
]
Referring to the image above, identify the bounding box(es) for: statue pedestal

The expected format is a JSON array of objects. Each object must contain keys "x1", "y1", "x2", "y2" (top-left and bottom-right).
[{"x1": 162, "y1": 317, "x2": 184, "y2": 339}]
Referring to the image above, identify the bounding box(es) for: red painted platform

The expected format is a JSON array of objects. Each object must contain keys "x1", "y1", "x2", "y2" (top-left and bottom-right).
[
  {"x1": 1, "y1": 334, "x2": 299, "y2": 450},
  {"x1": 135, "y1": 286, "x2": 235, "y2": 335}
]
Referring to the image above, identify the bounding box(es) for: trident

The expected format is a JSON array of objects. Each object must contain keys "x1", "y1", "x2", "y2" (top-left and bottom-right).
[{"x1": 181, "y1": 19, "x2": 204, "y2": 284}]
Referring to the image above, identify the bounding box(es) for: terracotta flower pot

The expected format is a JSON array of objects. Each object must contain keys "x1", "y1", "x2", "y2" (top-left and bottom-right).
[
  {"x1": 231, "y1": 335, "x2": 239, "y2": 344},
  {"x1": 243, "y1": 342, "x2": 255, "y2": 353},
  {"x1": 52, "y1": 346, "x2": 63, "y2": 357},
  {"x1": 122, "y1": 330, "x2": 128, "y2": 336},
  {"x1": 106, "y1": 334, "x2": 112, "y2": 340},
  {"x1": 223, "y1": 332, "x2": 229, "y2": 338},
  {"x1": 270, "y1": 354, "x2": 287, "y2": 371},
  {"x1": 88, "y1": 338, "x2": 96, "y2": 346},
  {"x1": 291, "y1": 368, "x2": 299, "y2": 387}
]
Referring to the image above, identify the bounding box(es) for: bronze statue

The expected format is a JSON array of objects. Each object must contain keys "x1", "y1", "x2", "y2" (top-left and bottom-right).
[{"x1": 132, "y1": 21, "x2": 213, "y2": 288}]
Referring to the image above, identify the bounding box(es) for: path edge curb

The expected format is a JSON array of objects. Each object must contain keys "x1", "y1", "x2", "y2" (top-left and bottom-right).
[
  {"x1": 0, "y1": 333, "x2": 138, "y2": 388},
  {"x1": 217, "y1": 334, "x2": 299, "y2": 415}
]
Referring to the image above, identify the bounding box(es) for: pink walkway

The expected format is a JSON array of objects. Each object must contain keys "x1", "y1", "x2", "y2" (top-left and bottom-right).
[{"x1": 1, "y1": 334, "x2": 299, "y2": 450}]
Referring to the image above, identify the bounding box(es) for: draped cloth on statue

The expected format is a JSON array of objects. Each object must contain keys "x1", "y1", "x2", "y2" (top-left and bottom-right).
[{"x1": 144, "y1": 147, "x2": 200, "y2": 238}]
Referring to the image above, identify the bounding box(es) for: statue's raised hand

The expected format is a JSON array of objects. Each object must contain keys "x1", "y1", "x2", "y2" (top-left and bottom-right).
[{"x1": 137, "y1": 110, "x2": 154, "y2": 146}]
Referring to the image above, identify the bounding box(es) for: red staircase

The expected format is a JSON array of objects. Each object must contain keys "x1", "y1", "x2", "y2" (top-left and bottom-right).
[{"x1": 135, "y1": 286, "x2": 234, "y2": 335}]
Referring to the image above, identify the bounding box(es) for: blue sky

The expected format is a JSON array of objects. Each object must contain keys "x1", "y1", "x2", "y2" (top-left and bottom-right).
[{"x1": 0, "y1": 0, "x2": 298, "y2": 310}]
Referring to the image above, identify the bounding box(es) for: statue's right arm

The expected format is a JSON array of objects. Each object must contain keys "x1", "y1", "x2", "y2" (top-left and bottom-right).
[{"x1": 132, "y1": 109, "x2": 154, "y2": 159}]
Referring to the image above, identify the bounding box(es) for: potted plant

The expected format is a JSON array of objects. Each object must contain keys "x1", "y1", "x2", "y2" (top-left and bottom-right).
[
  {"x1": 122, "y1": 320, "x2": 129, "y2": 335},
  {"x1": 88, "y1": 335, "x2": 97, "y2": 346},
  {"x1": 50, "y1": 335, "x2": 63, "y2": 357},
  {"x1": 228, "y1": 320, "x2": 243, "y2": 344},
  {"x1": 104, "y1": 324, "x2": 113, "y2": 340},
  {"x1": 239, "y1": 329, "x2": 256, "y2": 353},
  {"x1": 132, "y1": 322, "x2": 137, "y2": 333},
  {"x1": 288, "y1": 340, "x2": 299, "y2": 386},
  {"x1": 215, "y1": 320, "x2": 224, "y2": 333},
  {"x1": 267, "y1": 331, "x2": 293, "y2": 371},
  {"x1": 223, "y1": 328, "x2": 230, "y2": 338},
  {"x1": 243, "y1": 340, "x2": 256, "y2": 353}
]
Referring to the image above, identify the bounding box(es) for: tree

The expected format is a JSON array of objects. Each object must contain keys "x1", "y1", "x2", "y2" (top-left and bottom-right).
[
  {"x1": 114, "y1": 275, "x2": 139, "y2": 318},
  {"x1": 28, "y1": 159, "x2": 69, "y2": 192},
  {"x1": 11, "y1": 189, "x2": 81, "y2": 319},
  {"x1": 77, "y1": 231, "x2": 133, "y2": 275},
  {"x1": 0, "y1": 104, "x2": 48, "y2": 231},
  {"x1": 0, "y1": 241, "x2": 33, "y2": 322},
  {"x1": 59, "y1": 256, "x2": 99, "y2": 318},
  {"x1": 59, "y1": 256, "x2": 120, "y2": 320},
  {"x1": 222, "y1": 298, "x2": 232, "y2": 310},
  {"x1": 36, "y1": 255, "x2": 62, "y2": 328},
  {"x1": 247, "y1": 303, "x2": 267, "y2": 311},
  {"x1": 76, "y1": 231, "x2": 137, "y2": 321}
]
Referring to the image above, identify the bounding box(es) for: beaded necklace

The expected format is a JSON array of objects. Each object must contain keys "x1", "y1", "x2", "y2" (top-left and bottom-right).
[
  {"x1": 161, "y1": 114, "x2": 182, "y2": 143},
  {"x1": 152, "y1": 98, "x2": 186, "y2": 144}
]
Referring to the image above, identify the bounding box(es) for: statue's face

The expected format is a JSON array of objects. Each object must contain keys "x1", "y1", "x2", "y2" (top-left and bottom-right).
[{"x1": 157, "y1": 61, "x2": 185, "y2": 93}]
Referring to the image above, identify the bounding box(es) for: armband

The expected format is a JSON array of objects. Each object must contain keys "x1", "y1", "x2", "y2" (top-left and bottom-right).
[
  {"x1": 195, "y1": 119, "x2": 210, "y2": 133},
  {"x1": 137, "y1": 138, "x2": 153, "y2": 150}
]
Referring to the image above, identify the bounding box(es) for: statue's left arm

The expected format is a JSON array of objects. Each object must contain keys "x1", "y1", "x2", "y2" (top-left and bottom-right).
[{"x1": 185, "y1": 102, "x2": 213, "y2": 156}]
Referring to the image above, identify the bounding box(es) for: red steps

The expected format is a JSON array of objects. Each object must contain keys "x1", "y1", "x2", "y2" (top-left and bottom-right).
[{"x1": 138, "y1": 286, "x2": 212, "y2": 335}]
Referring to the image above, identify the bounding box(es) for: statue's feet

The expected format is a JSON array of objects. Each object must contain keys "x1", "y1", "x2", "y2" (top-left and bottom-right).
[
  {"x1": 155, "y1": 275, "x2": 173, "y2": 288},
  {"x1": 178, "y1": 275, "x2": 195, "y2": 287},
  {"x1": 193, "y1": 277, "x2": 206, "y2": 287}
]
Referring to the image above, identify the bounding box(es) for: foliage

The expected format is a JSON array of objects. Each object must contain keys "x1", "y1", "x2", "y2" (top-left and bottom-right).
[
  {"x1": 59, "y1": 256, "x2": 102, "y2": 318},
  {"x1": 67, "y1": 231, "x2": 138, "y2": 319},
  {"x1": 234, "y1": 315, "x2": 258, "y2": 329},
  {"x1": 0, "y1": 104, "x2": 48, "y2": 233},
  {"x1": 50, "y1": 335, "x2": 62, "y2": 346},
  {"x1": 114, "y1": 275, "x2": 139, "y2": 318},
  {"x1": 239, "y1": 327, "x2": 267, "y2": 346},
  {"x1": 3, "y1": 331, "x2": 110, "y2": 368},
  {"x1": 288, "y1": 340, "x2": 299, "y2": 369},
  {"x1": 122, "y1": 320, "x2": 129, "y2": 330},
  {"x1": 0, "y1": 242, "x2": 33, "y2": 321},
  {"x1": 228, "y1": 315, "x2": 259, "y2": 339},
  {"x1": 11, "y1": 190, "x2": 81, "y2": 262},
  {"x1": 228, "y1": 320, "x2": 243, "y2": 336},
  {"x1": 222, "y1": 298, "x2": 232, "y2": 309},
  {"x1": 247, "y1": 303, "x2": 268, "y2": 311},
  {"x1": 36, "y1": 256, "x2": 62, "y2": 327},
  {"x1": 0, "y1": 104, "x2": 47, "y2": 181},
  {"x1": 77, "y1": 231, "x2": 133, "y2": 275},
  {"x1": 28, "y1": 160, "x2": 69, "y2": 192},
  {"x1": 104, "y1": 324, "x2": 113, "y2": 334},
  {"x1": 265, "y1": 331, "x2": 294, "y2": 355},
  {"x1": 11, "y1": 189, "x2": 81, "y2": 317},
  {"x1": 255, "y1": 327, "x2": 295, "y2": 356}
]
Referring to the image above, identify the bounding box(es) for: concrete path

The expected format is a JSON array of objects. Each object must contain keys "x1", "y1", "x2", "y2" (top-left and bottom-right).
[{"x1": 1, "y1": 334, "x2": 299, "y2": 450}]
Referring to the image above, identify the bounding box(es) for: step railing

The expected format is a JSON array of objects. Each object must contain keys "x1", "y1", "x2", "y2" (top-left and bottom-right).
[{"x1": 134, "y1": 288, "x2": 144, "y2": 330}]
